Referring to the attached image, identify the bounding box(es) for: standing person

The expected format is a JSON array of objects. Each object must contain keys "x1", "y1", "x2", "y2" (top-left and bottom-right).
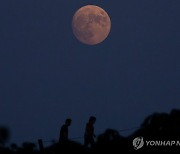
[
  {"x1": 84, "y1": 116, "x2": 96, "y2": 147},
  {"x1": 59, "y1": 118, "x2": 72, "y2": 142}
]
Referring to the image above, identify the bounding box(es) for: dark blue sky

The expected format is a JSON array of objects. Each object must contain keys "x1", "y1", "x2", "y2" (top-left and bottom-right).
[{"x1": 0, "y1": 0, "x2": 180, "y2": 145}]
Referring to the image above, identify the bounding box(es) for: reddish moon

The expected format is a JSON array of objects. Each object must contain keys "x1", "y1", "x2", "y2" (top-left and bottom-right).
[{"x1": 72, "y1": 5, "x2": 111, "y2": 45}]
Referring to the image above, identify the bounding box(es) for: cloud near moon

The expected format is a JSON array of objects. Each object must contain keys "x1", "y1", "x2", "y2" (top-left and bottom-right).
[{"x1": 72, "y1": 5, "x2": 111, "y2": 45}]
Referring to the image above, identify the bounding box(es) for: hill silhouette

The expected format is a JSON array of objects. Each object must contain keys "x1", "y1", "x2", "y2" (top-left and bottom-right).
[{"x1": 1, "y1": 109, "x2": 180, "y2": 153}]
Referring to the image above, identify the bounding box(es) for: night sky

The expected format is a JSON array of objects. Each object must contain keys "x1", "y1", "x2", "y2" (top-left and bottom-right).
[{"x1": 0, "y1": 0, "x2": 180, "y2": 146}]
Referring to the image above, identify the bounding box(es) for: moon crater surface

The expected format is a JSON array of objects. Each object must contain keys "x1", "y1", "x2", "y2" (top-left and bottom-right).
[{"x1": 72, "y1": 5, "x2": 111, "y2": 45}]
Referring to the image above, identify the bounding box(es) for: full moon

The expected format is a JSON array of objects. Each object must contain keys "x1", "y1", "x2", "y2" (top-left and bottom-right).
[{"x1": 72, "y1": 5, "x2": 111, "y2": 45}]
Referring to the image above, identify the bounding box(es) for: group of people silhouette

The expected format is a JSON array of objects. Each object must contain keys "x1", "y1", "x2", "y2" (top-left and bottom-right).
[
  {"x1": 59, "y1": 116, "x2": 96, "y2": 148},
  {"x1": 1, "y1": 109, "x2": 180, "y2": 153}
]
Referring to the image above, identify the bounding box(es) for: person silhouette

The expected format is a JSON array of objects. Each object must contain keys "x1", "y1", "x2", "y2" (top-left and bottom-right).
[
  {"x1": 59, "y1": 118, "x2": 72, "y2": 142},
  {"x1": 84, "y1": 116, "x2": 96, "y2": 148}
]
